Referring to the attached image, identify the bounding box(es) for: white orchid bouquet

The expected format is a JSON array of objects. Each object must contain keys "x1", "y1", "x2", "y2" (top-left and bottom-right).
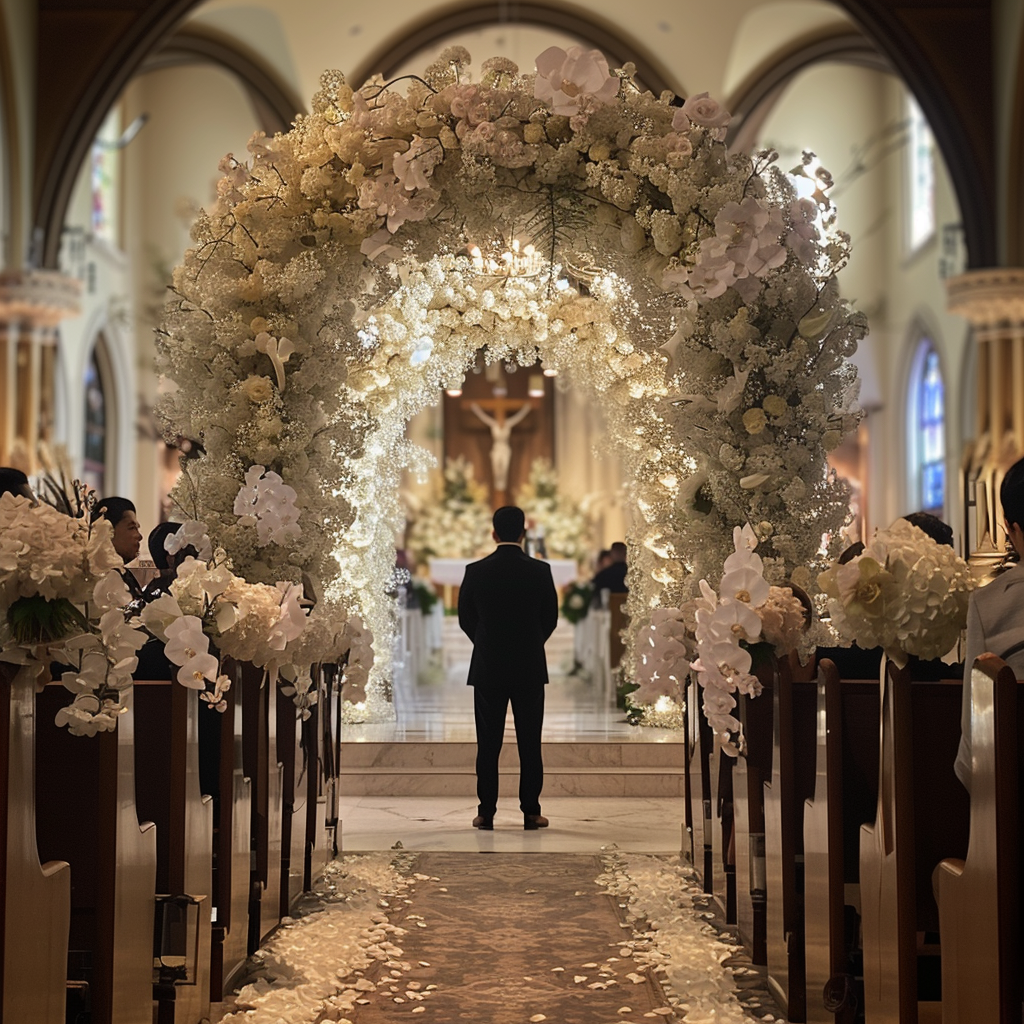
[
  {"x1": 689, "y1": 524, "x2": 808, "y2": 753},
  {"x1": 159, "y1": 44, "x2": 864, "y2": 717},
  {"x1": 817, "y1": 518, "x2": 974, "y2": 667},
  {"x1": 515, "y1": 458, "x2": 592, "y2": 563},
  {"x1": 142, "y1": 529, "x2": 372, "y2": 719}
]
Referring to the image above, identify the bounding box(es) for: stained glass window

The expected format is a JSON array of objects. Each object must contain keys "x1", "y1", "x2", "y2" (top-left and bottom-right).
[
  {"x1": 90, "y1": 108, "x2": 120, "y2": 242},
  {"x1": 907, "y1": 95, "x2": 935, "y2": 251},
  {"x1": 82, "y1": 347, "x2": 107, "y2": 494},
  {"x1": 917, "y1": 344, "x2": 945, "y2": 514}
]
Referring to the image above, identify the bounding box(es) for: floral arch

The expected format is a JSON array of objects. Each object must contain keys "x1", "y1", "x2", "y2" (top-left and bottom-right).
[{"x1": 159, "y1": 46, "x2": 866, "y2": 718}]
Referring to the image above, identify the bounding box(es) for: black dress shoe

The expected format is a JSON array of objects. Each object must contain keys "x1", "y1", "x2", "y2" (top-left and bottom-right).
[
  {"x1": 523, "y1": 814, "x2": 549, "y2": 830},
  {"x1": 472, "y1": 815, "x2": 493, "y2": 830}
]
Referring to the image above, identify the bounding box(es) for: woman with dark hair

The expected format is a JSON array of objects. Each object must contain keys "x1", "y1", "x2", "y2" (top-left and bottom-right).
[
  {"x1": 0, "y1": 467, "x2": 34, "y2": 500},
  {"x1": 955, "y1": 456, "x2": 1024, "y2": 789}
]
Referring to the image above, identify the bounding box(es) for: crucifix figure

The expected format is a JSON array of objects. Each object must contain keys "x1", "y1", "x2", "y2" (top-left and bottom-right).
[{"x1": 466, "y1": 398, "x2": 534, "y2": 501}]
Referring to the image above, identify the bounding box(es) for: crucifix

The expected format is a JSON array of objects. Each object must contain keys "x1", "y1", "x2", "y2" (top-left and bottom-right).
[{"x1": 463, "y1": 395, "x2": 539, "y2": 506}]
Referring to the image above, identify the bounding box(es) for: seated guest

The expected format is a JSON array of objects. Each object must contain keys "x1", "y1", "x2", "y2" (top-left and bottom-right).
[
  {"x1": 956, "y1": 456, "x2": 1024, "y2": 789},
  {"x1": 0, "y1": 466, "x2": 35, "y2": 500},
  {"x1": 591, "y1": 540, "x2": 628, "y2": 594},
  {"x1": 902, "y1": 509, "x2": 954, "y2": 548},
  {"x1": 141, "y1": 521, "x2": 198, "y2": 602},
  {"x1": 92, "y1": 496, "x2": 145, "y2": 602}
]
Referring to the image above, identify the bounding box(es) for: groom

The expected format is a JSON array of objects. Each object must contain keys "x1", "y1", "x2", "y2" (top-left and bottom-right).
[{"x1": 458, "y1": 505, "x2": 559, "y2": 830}]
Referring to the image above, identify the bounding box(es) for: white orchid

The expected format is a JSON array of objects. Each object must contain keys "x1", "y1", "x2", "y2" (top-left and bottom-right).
[
  {"x1": 163, "y1": 615, "x2": 210, "y2": 667},
  {"x1": 234, "y1": 466, "x2": 302, "y2": 547},
  {"x1": 166, "y1": 520, "x2": 213, "y2": 562},
  {"x1": 534, "y1": 45, "x2": 618, "y2": 116}
]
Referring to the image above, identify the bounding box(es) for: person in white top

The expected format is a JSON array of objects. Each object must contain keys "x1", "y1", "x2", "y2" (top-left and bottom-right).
[{"x1": 956, "y1": 455, "x2": 1024, "y2": 790}]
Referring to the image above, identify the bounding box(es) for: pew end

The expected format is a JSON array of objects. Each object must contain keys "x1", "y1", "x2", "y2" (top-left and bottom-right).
[{"x1": 933, "y1": 654, "x2": 1021, "y2": 1024}]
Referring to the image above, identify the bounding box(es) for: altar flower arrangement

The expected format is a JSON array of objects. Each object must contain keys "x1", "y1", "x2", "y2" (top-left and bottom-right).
[
  {"x1": 515, "y1": 458, "x2": 592, "y2": 563},
  {"x1": 406, "y1": 457, "x2": 493, "y2": 562},
  {"x1": 689, "y1": 524, "x2": 808, "y2": 752},
  {"x1": 159, "y1": 46, "x2": 865, "y2": 719},
  {"x1": 818, "y1": 518, "x2": 974, "y2": 666}
]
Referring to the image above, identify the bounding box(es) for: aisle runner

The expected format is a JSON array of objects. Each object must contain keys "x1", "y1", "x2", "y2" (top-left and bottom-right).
[
  {"x1": 352, "y1": 852, "x2": 669, "y2": 1023},
  {"x1": 216, "y1": 852, "x2": 782, "y2": 1024}
]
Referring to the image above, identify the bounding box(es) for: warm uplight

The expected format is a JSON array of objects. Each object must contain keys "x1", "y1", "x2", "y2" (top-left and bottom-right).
[
  {"x1": 542, "y1": 367, "x2": 558, "y2": 377},
  {"x1": 445, "y1": 388, "x2": 463, "y2": 397},
  {"x1": 528, "y1": 374, "x2": 545, "y2": 398}
]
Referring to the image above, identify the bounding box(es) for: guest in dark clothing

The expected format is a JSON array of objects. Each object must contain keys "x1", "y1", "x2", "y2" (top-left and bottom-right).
[
  {"x1": 591, "y1": 540, "x2": 628, "y2": 594},
  {"x1": 0, "y1": 467, "x2": 34, "y2": 500},
  {"x1": 92, "y1": 496, "x2": 145, "y2": 602},
  {"x1": 141, "y1": 521, "x2": 198, "y2": 602},
  {"x1": 459, "y1": 505, "x2": 559, "y2": 830}
]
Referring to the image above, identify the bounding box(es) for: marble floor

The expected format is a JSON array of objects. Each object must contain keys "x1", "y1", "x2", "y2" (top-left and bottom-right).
[{"x1": 338, "y1": 627, "x2": 688, "y2": 853}]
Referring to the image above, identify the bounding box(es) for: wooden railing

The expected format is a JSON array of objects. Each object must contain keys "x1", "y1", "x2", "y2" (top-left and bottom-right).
[{"x1": 0, "y1": 661, "x2": 340, "y2": 1023}]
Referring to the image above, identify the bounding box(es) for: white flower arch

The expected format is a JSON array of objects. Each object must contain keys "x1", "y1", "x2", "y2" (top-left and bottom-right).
[{"x1": 159, "y1": 46, "x2": 865, "y2": 716}]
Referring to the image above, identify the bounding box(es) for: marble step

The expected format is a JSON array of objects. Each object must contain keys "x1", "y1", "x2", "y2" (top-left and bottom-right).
[
  {"x1": 339, "y1": 765, "x2": 685, "y2": 798},
  {"x1": 341, "y1": 741, "x2": 684, "y2": 769},
  {"x1": 339, "y1": 740, "x2": 686, "y2": 796}
]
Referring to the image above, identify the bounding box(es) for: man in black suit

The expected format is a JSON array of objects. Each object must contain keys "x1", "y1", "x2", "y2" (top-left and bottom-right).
[{"x1": 458, "y1": 505, "x2": 559, "y2": 831}]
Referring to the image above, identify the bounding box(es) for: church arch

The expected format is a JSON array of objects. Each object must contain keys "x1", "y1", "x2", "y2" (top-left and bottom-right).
[
  {"x1": 725, "y1": 27, "x2": 890, "y2": 155},
  {"x1": 33, "y1": 1, "x2": 996, "y2": 275},
  {"x1": 139, "y1": 27, "x2": 306, "y2": 135},
  {"x1": 346, "y1": 2, "x2": 678, "y2": 99}
]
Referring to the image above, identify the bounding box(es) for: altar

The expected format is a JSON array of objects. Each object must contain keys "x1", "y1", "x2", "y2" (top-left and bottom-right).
[{"x1": 428, "y1": 556, "x2": 579, "y2": 589}]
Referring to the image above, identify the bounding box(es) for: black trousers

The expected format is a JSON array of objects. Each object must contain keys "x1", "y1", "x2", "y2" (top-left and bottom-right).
[{"x1": 473, "y1": 684, "x2": 545, "y2": 818}]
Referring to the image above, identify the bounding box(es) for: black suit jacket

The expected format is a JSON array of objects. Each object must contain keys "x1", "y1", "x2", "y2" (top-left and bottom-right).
[{"x1": 458, "y1": 544, "x2": 559, "y2": 690}]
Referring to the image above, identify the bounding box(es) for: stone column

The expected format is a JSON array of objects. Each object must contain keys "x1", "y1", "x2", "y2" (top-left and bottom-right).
[
  {"x1": 0, "y1": 270, "x2": 80, "y2": 471},
  {"x1": 946, "y1": 268, "x2": 1024, "y2": 573}
]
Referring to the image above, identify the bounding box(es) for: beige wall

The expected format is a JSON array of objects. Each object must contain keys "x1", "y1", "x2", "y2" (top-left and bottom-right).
[{"x1": 758, "y1": 63, "x2": 967, "y2": 545}]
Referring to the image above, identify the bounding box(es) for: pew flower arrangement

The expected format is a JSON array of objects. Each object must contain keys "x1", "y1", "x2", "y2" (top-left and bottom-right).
[
  {"x1": 0, "y1": 492, "x2": 149, "y2": 735},
  {"x1": 817, "y1": 518, "x2": 974, "y2": 667},
  {"x1": 689, "y1": 523, "x2": 807, "y2": 753},
  {"x1": 142, "y1": 534, "x2": 373, "y2": 717}
]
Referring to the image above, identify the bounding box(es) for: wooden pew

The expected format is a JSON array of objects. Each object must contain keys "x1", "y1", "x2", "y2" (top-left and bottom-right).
[
  {"x1": 304, "y1": 666, "x2": 333, "y2": 886},
  {"x1": 240, "y1": 663, "x2": 285, "y2": 946},
  {"x1": 933, "y1": 654, "x2": 1022, "y2": 1024},
  {"x1": 319, "y1": 664, "x2": 341, "y2": 864},
  {"x1": 686, "y1": 676, "x2": 714, "y2": 891},
  {"x1": 802, "y1": 660, "x2": 881, "y2": 1024},
  {"x1": 763, "y1": 659, "x2": 818, "y2": 1022},
  {"x1": 209, "y1": 670, "x2": 251, "y2": 1001},
  {"x1": 859, "y1": 662, "x2": 970, "y2": 1024},
  {"x1": 277, "y1": 684, "x2": 306, "y2": 912},
  {"x1": 733, "y1": 655, "x2": 776, "y2": 965},
  {"x1": 34, "y1": 682, "x2": 156, "y2": 1024},
  {"x1": 2, "y1": 668, "x2": 71, "y2": 1024},
  {"x1": 133, "y1": 681, "x2": 213, "y2": 1024}
]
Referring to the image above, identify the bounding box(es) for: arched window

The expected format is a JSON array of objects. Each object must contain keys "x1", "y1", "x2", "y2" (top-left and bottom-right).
[
  {"x1": 82, "y1": 344, "x2": 108, "y2": 493},
  {"x1": 90, "y1": 107, "x2": 121, "y2": 243},
  {"x1": 906, "y1": 94, "x2": 935, "y2": 251},
  {"x1": 909, "y1": 341, "x2": 945, "y2": 515}
]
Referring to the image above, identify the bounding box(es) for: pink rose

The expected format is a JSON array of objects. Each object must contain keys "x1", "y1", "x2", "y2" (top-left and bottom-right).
[{"x1": 682, "y1": 92, "x2": 731, "y2": 135}]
